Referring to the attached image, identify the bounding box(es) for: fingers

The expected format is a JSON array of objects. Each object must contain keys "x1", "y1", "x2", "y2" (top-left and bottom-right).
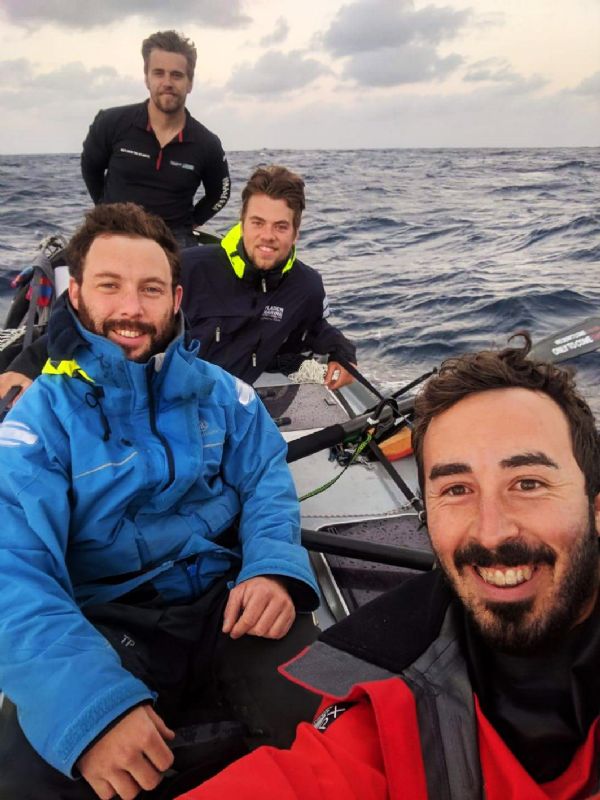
[
  {"x1": 225, "y1": 577, "x2": 296, "y2": 640},
  {"x1": 78, "y1": 705, "x2": 174, "y2": 800},
  {"x1": 325, "y1": 362, "x2": 355, "y2": 390},
  {"x1": 222, "y1": 586, "x2": 244, "y2": 634},
  {"x1": 146, "y1": 705, "x2": 176, "y2": 742}
]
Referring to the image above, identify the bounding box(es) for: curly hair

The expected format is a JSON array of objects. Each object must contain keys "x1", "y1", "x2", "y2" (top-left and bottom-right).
[
  {"x1": 412, "y1": 333, "x2": 600, "y2": 500},
  {"x1": 66, "y1": 203, "x2": 180, "y2": 289}
]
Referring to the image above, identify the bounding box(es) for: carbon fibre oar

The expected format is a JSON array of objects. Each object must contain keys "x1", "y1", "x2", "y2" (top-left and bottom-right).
[
  {"x1": 529, "y1": 315, "x2": 600, "y2": 364},
  {"x1": 301, "y1": 528, "x2": 434, "y2": 570}
]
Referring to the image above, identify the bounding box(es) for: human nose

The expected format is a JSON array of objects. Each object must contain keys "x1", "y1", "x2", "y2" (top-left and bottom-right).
[
  {"x1": 472, "y1": 491, "x2": 520, "y2": 549},
  {"x1": 117, "y1": 287, "x2": 144, "y2": 317},
  {"x1": 260, "y1": 225, "x2": 276, "y2": 241}
]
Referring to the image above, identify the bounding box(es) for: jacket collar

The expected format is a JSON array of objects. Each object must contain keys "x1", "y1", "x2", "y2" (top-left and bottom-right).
[{"x1": 220, "y1": 222, "x2": 296, "y2": 287}]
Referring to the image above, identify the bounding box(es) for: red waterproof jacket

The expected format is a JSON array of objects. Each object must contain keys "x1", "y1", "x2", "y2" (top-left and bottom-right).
[{"x1": 178, "y1": 571, "x2": 600, "y2": 800}]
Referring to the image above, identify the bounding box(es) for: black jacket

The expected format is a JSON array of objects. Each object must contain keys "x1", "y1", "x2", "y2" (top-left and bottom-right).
[
  {"x1": 181, "y1": 243, "x2": 357, "y2": 384},
  {"x1": 81, "y1": 101, "x2": 230, "y2": 231}
]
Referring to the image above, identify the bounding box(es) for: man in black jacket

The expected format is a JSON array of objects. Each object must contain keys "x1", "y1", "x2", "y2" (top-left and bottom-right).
[
  {"x1": 0, "y1": 168, "x2": 356, "y2": 400},
  {"x1": 81, "y1": 30, "x2": 230, "y2": 245},
  {"x1": 180, "y1": 165, "x2": 356, "y2": 387}
]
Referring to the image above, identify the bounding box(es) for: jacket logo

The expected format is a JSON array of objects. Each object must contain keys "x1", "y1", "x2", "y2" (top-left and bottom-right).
[
  {"x1": 199, "y1": 419, "x2": 209, "y2": 432},
  {"x1": 169, "y1": 160, "x2": 195, "y2": 171},
  {"x1": 313, "y1": 702, "x2": 355, "y2": 732},
  {"x1": 119, "y1": 147, "x2": 150, "y2": 159},
  {"x1": 0, "y1": 421, "x2": 38, "y2": 447},
  {"x1": 261, "y1": 305, "x2": 284, "y2": 322}
]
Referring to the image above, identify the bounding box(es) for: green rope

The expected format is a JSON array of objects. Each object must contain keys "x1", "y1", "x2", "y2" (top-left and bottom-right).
[{"x1": 299, "y1": 432, "x2": 373, "y2": 502}]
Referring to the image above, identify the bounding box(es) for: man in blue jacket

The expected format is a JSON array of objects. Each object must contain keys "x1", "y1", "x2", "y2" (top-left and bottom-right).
[{"x1": 0, "y1": 203, "x2": 319, "y2": 799}]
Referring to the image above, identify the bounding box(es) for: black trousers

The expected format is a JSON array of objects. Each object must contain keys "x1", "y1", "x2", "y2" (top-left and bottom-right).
[{"x1": 0, "y1": 579, "x2": 320, "y2": 799}]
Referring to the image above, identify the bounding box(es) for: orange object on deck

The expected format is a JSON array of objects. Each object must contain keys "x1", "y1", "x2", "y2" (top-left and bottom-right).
[{"x1": 379, "y1": 426, "x2": 413, "y2": 461}]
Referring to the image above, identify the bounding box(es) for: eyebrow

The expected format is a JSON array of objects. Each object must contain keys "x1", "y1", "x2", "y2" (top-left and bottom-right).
[
  {"x1": 249, "y1": 215, "x2": 290, "y2": 225},
  {"x1": 93, "y1": 272, "x2": 168, "y2": 286},
  {"x1": 499, "y1": 451, "x2": 559, "y2": 469},
  {"x1": 428, "y1": 450, "x2": 559, "y2": 481},
  {"x1": 429, "y1": 462, "x2": 471, "y2": 480}
]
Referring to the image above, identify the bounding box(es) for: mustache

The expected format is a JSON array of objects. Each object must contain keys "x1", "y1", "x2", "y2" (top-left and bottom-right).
[
  {"x1": 103, "y1": 319, "x2": 157, "y2": 337},
  {"x1": 454, "y1": 538, "x2": 556, "y2": 570}
]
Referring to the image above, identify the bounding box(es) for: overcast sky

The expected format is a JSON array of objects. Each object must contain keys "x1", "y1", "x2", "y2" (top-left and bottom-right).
[{"x1": 0, "y1": 0, "x2": 598, "y2": 153}]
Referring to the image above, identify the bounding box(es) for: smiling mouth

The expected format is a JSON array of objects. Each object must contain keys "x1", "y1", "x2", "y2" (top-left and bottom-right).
[
  {"x1": 475, "y1": 565, "x2": 534, "y2": 587},
  {"x1": 113, "y1": 328, "x2": 145, "y2": 339}
]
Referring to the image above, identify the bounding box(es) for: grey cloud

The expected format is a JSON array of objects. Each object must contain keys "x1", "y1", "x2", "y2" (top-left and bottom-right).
[
  {"x1": 0, "y1": 59, "x2": 140, "y2": 109},
  {"x1": 1, "y1": 0, "x2": 251, "y2": 29},
  {"x1": 322, "y1": 0, "x2": 470, "y2": 57},
  {"x1": 572, "y1": 71, "x2": 600, "y2": 96},
  {"x1": 343, "y1": 44, "x2": 462, "y2": 87},
  {"x1": 260, "y1": 17, "x2": 289, "y2": 47},
  {"x1": 227, "y1": 50, "x2": 328, "y2": 95},
  {"x1": 465, "y1": 58, "x2": 520, "y2": 83}
]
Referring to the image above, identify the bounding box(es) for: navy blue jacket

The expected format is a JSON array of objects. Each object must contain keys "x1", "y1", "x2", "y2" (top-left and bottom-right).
[{"x1": 181, "y1": 230, "x2": 357, "y2": 384}]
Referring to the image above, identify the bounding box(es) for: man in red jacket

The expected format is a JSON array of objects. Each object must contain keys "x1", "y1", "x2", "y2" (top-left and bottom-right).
[{"x1": 178, "y1": 335, "x2": 600, "y2": 799}]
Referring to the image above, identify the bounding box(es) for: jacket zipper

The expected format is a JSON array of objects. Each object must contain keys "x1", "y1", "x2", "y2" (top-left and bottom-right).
[{"x1": 146, "y1": 370, "x2": 175, "y2": 489}]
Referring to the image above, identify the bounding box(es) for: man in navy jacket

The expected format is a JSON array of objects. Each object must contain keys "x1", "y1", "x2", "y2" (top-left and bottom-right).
[{"x1": 181, "y1": 165, "x2": 357, "y2": 387}]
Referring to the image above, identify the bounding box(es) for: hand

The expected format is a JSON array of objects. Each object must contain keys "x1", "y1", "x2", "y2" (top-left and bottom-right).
[
  {"x1": 77, "y1": 705, "x2": 175, "y2": 800},
  {"x1": 222, "y1": 576, "x2": 296, "y2": 640},
  {"x1": 325, "y1": 361, "x2": 355, "y2": 390},
  {"x1": 0, "y1": 371, "x2": 32, "y2": 406}
]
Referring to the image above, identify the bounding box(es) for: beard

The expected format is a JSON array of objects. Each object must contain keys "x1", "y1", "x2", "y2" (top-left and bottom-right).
[
  {"x1": 76, "y1": 295, "x2": 178, "y2": 362},
  {"x1": 438, "y1": 506, "x2": 599, "y2": 654}
]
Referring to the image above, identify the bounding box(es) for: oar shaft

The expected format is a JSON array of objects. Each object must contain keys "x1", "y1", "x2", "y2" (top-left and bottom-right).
[{"x1": 302, "y1": 528, "x2": 434, "y2": 570}]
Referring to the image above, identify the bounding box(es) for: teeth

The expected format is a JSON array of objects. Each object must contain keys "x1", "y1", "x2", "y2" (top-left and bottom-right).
[
  {"x1": 115, "y1": 329, "x2": 142, "y2": 339},
  {"x1": 477, "y1": 565, "x2": 533, "y2": 587}
]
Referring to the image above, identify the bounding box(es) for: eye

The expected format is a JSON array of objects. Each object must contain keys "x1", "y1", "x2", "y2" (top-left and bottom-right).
[
  {"x1": 98, "y1": 282, "x2": 117, "y2": 290},
  {"x1": 143, "y1": 285, "x2": 163, "y2": 296},
  {"x1": 441, "y1": 484, "x2": 470, "y2": 497},
  {"x1": 515, "y1": 478, "x2": 544, "y2": 491}
]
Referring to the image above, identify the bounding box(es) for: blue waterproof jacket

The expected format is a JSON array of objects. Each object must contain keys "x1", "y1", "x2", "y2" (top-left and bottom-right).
[{"x1": 0, "y1": 308, "x2": 318, "y2": 776}]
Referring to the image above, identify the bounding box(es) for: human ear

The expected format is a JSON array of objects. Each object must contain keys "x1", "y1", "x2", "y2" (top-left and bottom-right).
[{"x1": 68, "y1": 277, "x2": 80, "y2": 310}]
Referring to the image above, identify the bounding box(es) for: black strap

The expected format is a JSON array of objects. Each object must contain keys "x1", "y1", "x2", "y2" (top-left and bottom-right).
[{"x1": 368, "y1": 438, "x2": 423, "y2": 514}]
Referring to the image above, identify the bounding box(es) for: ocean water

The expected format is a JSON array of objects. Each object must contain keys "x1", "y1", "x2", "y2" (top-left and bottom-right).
[{"x1": 1, "y1": 147, "x2": 599, "y2": 410}]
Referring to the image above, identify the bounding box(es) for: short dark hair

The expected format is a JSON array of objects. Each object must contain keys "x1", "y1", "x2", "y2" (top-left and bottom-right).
[
  {"x1": 241, "y1": 166, "x2": 305, "y2": 231},
  {"x1": 412, "y1": 334, "x2": 600, "y2": 500},
  {"x1": 66, "y1": 203, "x2": 180, "y2": 289},
  {"x1": 141, "y1": 30, "x2": 197, "y2": 81}
]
